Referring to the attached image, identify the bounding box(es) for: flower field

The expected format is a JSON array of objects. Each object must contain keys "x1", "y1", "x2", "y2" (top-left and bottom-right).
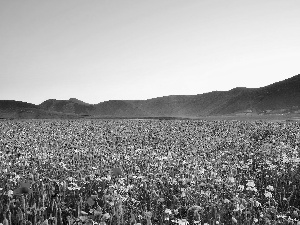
[{"x1": 1, "y1": 119, "x2": 300, "y2": 225}]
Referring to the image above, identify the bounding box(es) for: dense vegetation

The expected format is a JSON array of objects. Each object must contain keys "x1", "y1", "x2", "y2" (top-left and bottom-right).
[{"x1": 1, "y1": 119, "x2": 300, "y2": 225}]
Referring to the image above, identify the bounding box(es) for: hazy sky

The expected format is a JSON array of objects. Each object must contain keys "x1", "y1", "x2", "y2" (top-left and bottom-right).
[{"x1": 1, "y1": 0, "x2": 300, "y2": 104}]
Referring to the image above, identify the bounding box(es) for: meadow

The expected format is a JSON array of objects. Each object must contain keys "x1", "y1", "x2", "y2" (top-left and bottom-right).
[{"x1": 1, "y1": 119, "x2": 300, "y2": 225}]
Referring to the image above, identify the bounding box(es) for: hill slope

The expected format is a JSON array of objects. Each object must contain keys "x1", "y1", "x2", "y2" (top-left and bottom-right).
[
  {"x1": 1, "y1": 74, "x2": 300, "y2": 119},
  {"x1": 0, "y1": 100, "x2": 79, "y2": 119},
  {"x1": 39, "y1": 99, "x2": 95, "y2": 115}
]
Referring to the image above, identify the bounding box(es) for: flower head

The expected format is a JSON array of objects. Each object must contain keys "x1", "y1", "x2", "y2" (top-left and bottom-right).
[
  {"x1": 264, "y1": 191, "x2": 272, "y2": 198},
  {"x1": 246, "y1": 180, "x2": 255, "y2": 188},
  {"x1": 266, "y1": 185, "x2": 274, "y2": 191}
]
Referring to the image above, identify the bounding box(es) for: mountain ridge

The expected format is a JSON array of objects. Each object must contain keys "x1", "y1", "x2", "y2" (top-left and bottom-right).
[{"x1": 1, "y1": 74, "x2": 300, "y2": 119}]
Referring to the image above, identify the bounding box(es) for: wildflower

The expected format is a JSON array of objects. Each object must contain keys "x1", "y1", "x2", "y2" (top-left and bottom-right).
[
  {"x1": 246, "y1": 180, "x2": 255, "y2": 188},
  {"x1": 228, "y1": 177, "x2": 235, "y2": 183},
  {"x1": 293, "y1": 210, "x2": 299, "y2": 219},
  {"x1": 165, "y1": 208, "x2": 172, "y2": 214},
  {"x1": 158, "y1": 198, "x2": 165, "y2": 202},
  {"x1": 224, "y1": 199, "x2": 230, "y2": 204},
  {"x1": 264, "y1": 191, "x2": 272, "y2": 198},
  {"x1": 41, "y1": 219, "x2": 48, "y2": 225},
  {"x1": 102, "y1": 213, "x2": 110, "y2": 220},
  {"x1": 7, "y1": 190, "x2": 13, "y2": 198},
  {"x1": 144, "y1": 211, "x2": 152, "y2": 218},
  {"x1": 254, "y1": 201, "x2": 261, "y2": 207},
  {"x1": 238, "y1": 185, "x2": 244, "y2": 191},
  {"x1": 266, "y1": 185, "x2": 274, "y2": 191},
  {"x1": 81, "y1": 211, "x2": 88, "y2": 216},
  {"x1": 277, "y1": 215, "x2": 287, "y2": 219},
  {"x1": 232, "y1": 217, "x2": 237, "y2": 223},
  {"x1": 246, "y1": 186, "x2": 257, "y2": 192},
  {"x1": 177, "y1": 219, "x2": 189, "y2": 225},
  {"x1": 199, "y1": 168, "x2": 205, "y2": 174},
  {"x1": 94, "y1": 209, "x2": 102, "y2": 216},
  {"x1": 234, "y1": 203, "x2": 245, "y2": 212},
  {"x1": 107, "y1": 175, "x2": 111, "y2": 181}
]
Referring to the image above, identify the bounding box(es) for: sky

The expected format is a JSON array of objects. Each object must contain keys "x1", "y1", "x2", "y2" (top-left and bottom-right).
[{"x1": 1, "y1": 0, "x2": 300, "y2": 104}]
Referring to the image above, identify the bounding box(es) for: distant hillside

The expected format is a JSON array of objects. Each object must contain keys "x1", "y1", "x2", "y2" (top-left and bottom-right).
[
  {"x1": 39, "y1": 99, "x2": 95, "y2": 115},
  {"x1": 68, "y1": 98, "x2": 90, "y2": 105},
  {"x1": 126, "y1": 74, "x2": 300, "y2": 117},
  {"x1": 0, "y1": 100, "x2": 79, "y2": 119},
  {"x1": 1, "y1": 73, "x2": 300, "y2": 119},
  {"x1": 94, "y1": 100, "x2": 149, "y2": 117},
  {"x1": 0, "y1": 100, "x2": 38, "y2": 110},
  {"x1": 39, "y1": 99, "x2": 149, "y2": 117}
]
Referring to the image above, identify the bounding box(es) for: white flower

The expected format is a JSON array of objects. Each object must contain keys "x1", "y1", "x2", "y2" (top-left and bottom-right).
[
  {"x1": 199, "y1": 168, "x2": 205, "y2": 174},
  {"x1": 264, "y1": 191, "x2": 272, "y2": 198},
  {"x1": 282, "y1": 153, "x2": 289, "y2": 163},
  {"x1": 7, "y1": 190, "x2": 13, "y2": 197},
  {"x1": 293, "y1": 158, "x2": 300, "y2": 163},
  {"x1": 165, "y1": 208, "x2": 172, "y2": 214},
  {"x1": 234, "y1": 203, "x2": 245, "y2": 212},
  {"x1": 228, "y1": 177, "x2": 235, "y2": 183},
  {"x1": 266, "y1": 185, "x2": 274, "y2": 191},
  {"x1": 224, "y1": 199, "x2": 230, "y2": 204},
  {"x1": 102, "y1": 213, "x2": 110, "y2": 219},
  {"x1": 277, "y1": 215, "x2": 287, "y2": 219},
  {"x1": 255, "y1": 201, "x2": 261, "y2": 207},
  {"x1": 238, "y1": 185, "x2": 244, "y2": 191},
  {"x1": 67, "y1": 177, "x2": 75, "y2": 181},
  {"x1": 177, "y1": 219, "x2": 189, "y2": 225},
  {"x1": 246, "y1": 186, "x2": 257, "y2": 192},
  {"x1": 246, "y1": 180, "x2": 255, "y2": 187}
]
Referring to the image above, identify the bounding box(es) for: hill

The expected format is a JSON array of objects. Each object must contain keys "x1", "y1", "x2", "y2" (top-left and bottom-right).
[
  {"x1": 0, "y1": 100, "x2": 80, "y2": 119},
  {"x1": 39, "y1": 99, "x2": 94, "y2": 115},
  {"x1": 1, "y1": 74, "x2": 300, "y2": 119}
]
